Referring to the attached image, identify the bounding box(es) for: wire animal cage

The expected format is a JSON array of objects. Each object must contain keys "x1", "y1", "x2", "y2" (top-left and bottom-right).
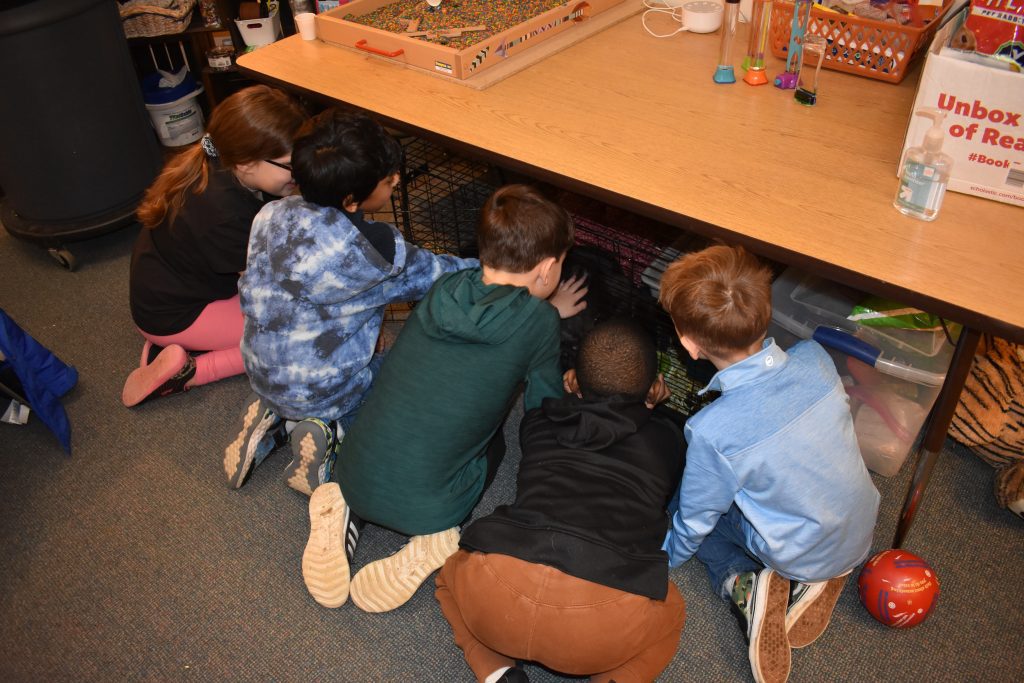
[{"x1": 384, "y1": 135, "x2": 720, "y2": 419}]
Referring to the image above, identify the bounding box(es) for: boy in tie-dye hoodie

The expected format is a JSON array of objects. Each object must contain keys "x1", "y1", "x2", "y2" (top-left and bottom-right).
[{"x1": 222, "y1": 110, "x2": 475, "y2": 499}]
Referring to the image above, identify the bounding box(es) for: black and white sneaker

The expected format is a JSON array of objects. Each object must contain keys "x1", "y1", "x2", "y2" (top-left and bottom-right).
[
  {"x1": 497, "y1": 665, "x2": 530, "y2": 683},
  {"x1": 730, "y1": 568, "x2": 792, "y2": 683},
  {"x1": 302, "y1": 482, "x2": 362, "y2": 608}
]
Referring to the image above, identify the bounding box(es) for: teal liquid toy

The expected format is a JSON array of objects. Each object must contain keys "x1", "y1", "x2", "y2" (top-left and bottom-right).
[{"x1": 714, "y1": 0, "x2": 740, "y2": 84}]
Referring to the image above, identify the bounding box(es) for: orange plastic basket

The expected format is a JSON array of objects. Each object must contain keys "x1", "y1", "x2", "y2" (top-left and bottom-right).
[{"x1": 769, "y1": 1, "x2": 955, "y2": 84}]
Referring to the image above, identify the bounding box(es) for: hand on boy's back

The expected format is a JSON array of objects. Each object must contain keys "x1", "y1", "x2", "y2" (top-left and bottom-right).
[
  {"x1": 562, "y1": 368, "x2": 581, "y2": 397},
  {"x1": 549, "y1": 275, "x2": 588, "y2": 319},
  {"x1": 645, "y1": 374, "x2": 670, "y2": 409}
]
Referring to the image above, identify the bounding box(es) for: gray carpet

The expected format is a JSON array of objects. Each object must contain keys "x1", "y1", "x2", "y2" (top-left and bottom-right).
[{"x1": 1, "y1": 223, "x2": 1022, "y2": 683}]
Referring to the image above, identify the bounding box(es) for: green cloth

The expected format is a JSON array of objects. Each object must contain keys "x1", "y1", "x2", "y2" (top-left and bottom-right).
[{"x1": 336, "y1": 268, "x2": 563, "y2": 535}]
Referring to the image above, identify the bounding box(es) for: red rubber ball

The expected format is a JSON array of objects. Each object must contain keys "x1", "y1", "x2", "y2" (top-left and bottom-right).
[{"x1": 858, "y1": 549, "x2": 940, "y2": 628}]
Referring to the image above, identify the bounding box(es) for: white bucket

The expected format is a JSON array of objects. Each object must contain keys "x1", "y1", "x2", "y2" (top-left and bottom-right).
[{"x1": 145, "y1": 87, "x2": 205, "y2": 147}]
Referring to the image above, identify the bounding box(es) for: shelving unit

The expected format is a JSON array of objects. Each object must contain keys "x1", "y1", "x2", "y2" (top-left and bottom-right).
[{"x1": 123, "y1": 0, "x2": 290, "y2": 112}]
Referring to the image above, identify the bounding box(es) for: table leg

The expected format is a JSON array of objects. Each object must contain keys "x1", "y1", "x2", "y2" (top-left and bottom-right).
[{"x1": 893, "y1": 326, "x2": 981, "y2": 548}]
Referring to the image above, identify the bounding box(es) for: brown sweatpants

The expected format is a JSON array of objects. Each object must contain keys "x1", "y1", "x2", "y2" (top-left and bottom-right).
[{"x1": 435, "y1": 550, "x2": 686, "y2": 683}]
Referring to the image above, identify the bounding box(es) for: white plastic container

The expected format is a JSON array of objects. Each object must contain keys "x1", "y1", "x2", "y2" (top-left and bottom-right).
[
  {"x1": 143, "y1": 87, "x2": 205, "y2": 147},
  {"x1": 235, "y1": 7, "x2": 282, "y2": 47},
  {"x1": 771, "y1": 267, "x2": 955, "y2": 477}
]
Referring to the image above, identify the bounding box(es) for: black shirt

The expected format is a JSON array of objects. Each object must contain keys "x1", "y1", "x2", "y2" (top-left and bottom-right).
[
  {"x1": 460, "y1": 395, "x2": 685, "y2": 600},
  {"x1": 129, "y1": 162, "x2": 267, "y2": 336}
]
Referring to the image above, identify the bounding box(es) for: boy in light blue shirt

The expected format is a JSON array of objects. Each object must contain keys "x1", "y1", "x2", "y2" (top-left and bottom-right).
[{"x1": 659, "y1": 245, "x2": 879, "y2": 683}]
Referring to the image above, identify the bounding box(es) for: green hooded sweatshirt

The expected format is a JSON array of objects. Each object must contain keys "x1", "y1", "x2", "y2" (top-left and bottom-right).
[{"x1": 336, "y1": 267, "x2": 563, "y2": 535}]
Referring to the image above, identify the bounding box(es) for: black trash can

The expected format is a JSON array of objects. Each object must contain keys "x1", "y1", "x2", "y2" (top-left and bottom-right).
[{"x1": 0, "y1": 0, "x2": 163, "y2": 269}]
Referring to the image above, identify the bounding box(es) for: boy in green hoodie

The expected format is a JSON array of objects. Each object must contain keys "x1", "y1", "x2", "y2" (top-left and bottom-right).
[{"x1": 300, "y1": 184, "x2": 586, "y2": 612}]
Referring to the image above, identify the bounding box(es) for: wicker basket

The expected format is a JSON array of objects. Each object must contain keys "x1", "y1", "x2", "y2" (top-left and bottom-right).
[
  {"x1": 769, "y1": 0, "x2": 954, "y2": 84},
  {"x1": 119, "y1": 0, "x2": 197, "y2": 38}
]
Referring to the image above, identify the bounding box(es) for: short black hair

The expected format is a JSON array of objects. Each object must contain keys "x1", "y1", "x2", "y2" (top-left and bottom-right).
[
  {"x1": 291, "y1": 110, "x2": 402, "y2": 209},
  {"x1": 576, "y1": 318, "x2": 657, "y2": 402}
]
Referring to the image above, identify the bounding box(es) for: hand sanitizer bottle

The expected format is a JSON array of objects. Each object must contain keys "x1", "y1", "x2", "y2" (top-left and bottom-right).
[{"x1": 894, "y1": 108, "x2": 953, "y2": 222}]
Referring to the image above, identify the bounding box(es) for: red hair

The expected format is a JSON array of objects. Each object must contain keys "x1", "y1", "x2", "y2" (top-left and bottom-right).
[
  {"x1": 658, "y1": 245, "x2": 772, "y2": 357},
  {"x1": 137, "y1": 85, "x2": 307, "y2": 228}
]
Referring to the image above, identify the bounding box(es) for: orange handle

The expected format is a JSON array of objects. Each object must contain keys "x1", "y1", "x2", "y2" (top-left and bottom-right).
[{"x1": 354, "y1": 39, "x2": 404, "y2": 58}]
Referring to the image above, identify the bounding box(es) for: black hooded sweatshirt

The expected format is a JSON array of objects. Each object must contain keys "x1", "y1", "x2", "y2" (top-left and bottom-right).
[{"x1": 460, "y1": 394, "x2": 685, "y2": 600}]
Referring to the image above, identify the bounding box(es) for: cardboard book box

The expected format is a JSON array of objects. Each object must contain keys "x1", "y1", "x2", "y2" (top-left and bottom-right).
[
  {"x1": 315, "y1": 0, "x2": 625, "y2": 80},
  {"x1": 899, "y1": 8, "x2": 1024, "y2": 208}
]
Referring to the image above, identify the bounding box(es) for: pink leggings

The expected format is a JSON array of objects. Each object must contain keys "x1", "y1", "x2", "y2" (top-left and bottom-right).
[{"x1": 139, "y1": 295, "x2": 245, "y2": 387}]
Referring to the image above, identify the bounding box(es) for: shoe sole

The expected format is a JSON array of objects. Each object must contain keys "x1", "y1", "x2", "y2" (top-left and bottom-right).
[
  {"x1": 285, "y1": 421, "x2": 329, "y2": 497},
  {"x1": 122, "y1": 345, "x2": 188, "y2": 407},
  {"x1": 350, "y1": 528, "x2": 460, "y2": 613},
  {"x1": 223, "y1": 398, "x2": 275, "y2": 489},
  {"x1": 787, "y1": 575, "x2": 849, "y2": 648},
  {"x1": 749, "y1": 570, "x2": 792, "y2": 683},
  {"x1": 302, "y1": 483, "x2": 350, "y2": 608}
]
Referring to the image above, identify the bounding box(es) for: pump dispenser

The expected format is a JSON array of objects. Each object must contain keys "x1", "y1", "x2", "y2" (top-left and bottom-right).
[{"x1": 894, "y1": 108, "x2": 953, "y2": 221}]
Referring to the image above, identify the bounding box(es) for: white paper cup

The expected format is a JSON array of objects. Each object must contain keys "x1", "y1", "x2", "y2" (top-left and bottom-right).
[{"x1": 295, "y1": 12, "x2": 317, "y2": 41}]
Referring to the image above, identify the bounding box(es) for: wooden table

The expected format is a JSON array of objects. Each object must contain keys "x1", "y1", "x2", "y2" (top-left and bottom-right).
[{"x1": 238, "y1": 5, "x2": 1024, "y2": 546}]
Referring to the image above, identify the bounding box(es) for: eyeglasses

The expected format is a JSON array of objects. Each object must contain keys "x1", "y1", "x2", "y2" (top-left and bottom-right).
[{"x1": 264, "y1": 159, "x2": 292, "y2": 172}]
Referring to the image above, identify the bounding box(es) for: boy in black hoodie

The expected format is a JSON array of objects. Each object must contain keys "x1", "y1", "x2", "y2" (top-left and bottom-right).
[{"x1": 435, "y1": 319, "x2": 687, "y2": 683}]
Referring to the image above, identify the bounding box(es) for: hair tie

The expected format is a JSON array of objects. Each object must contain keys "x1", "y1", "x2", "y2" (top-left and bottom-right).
[{"x1": 200, "y1": 133, "x2": 219, "y2": 158}]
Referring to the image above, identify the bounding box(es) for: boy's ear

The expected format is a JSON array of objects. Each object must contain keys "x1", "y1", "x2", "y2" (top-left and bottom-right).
[
  {"x1": 679, "y1": 334, "x2": 702, "y2": 361},
  {"x1": 536, "y1": 256, "x2": 559, "y2": 284},
  {"x1": 341, "y1": 194, "x2": 359, "y2": 212}
]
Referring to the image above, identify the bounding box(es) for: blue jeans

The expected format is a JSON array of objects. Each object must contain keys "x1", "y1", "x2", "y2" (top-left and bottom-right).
[
  {"x1": 334, "y1": 352, "x2": 386, "y2": 432},
  {"x1": 695, "y1": 504, "x2": 764, "y2": 600}
]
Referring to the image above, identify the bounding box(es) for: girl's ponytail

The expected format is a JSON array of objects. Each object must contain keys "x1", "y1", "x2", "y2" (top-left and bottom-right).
[{"x1": 136, "y1": 144, "x2": 209, "y2": 228}]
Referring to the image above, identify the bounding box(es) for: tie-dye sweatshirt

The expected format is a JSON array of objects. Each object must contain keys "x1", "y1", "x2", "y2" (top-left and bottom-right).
[{"x1": 239, "y1": 195, "x2": 475, "y2": 421}]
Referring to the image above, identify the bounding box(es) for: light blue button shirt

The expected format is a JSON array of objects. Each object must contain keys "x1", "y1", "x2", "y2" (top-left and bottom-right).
[{"x1": 664, "y1": 338, "x2": 880, "y2": 582}]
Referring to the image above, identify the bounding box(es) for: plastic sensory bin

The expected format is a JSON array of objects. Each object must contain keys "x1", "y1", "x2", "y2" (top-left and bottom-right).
[{"x1": 769, "y1": 268, "x2": 956, "y2": 477}]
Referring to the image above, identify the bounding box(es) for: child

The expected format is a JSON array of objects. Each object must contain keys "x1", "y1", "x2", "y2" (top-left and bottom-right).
[
  {"x1": 300, "y1": 184, "x2": 586, "y2": 611},
  {"x1": 658, "y1": 245, "x2": 880, "y2": 683},
  {"x1": 435, "y1": 319, "x2": 686, "y2": 683},
  {"x1": 123, "y1": 85, "x2": 308, "y2": 407},
  {"x1": 223, "y1": 110, "x2": 476, "y2": 498}
]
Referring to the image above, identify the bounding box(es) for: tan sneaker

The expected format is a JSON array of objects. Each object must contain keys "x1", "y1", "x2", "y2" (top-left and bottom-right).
[
  {"x1": 301, "y1": 483, "x2": 351, "y2": 608},
  {"x1": 350, "y1": 527, "x2": 460, "y2": 613},
  {"x1": 786, "y1": 574, "x2": 849, "y2": 648},
  {"x1": 223, "y1": 392, "x2": 285, "y2": 489}
]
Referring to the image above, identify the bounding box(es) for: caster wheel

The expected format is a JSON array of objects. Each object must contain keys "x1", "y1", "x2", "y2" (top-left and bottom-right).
[{"x1": 47, "y1": 247, "x2": 77, "y2": 271}]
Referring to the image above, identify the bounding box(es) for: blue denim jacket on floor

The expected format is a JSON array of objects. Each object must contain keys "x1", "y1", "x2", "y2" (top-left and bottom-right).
[{"x1": 664, "y1": 338, "x2": 880, "y2": 582}]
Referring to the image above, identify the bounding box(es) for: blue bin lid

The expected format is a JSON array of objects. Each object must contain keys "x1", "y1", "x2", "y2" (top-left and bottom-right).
[{"x1": 141, "y1": 70, "x2": 200, "y2": 105}]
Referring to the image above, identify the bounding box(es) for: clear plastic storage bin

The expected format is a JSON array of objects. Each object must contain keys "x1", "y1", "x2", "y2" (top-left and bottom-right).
[{"x1": 770, "y1": 268, "x2": 956, "y2": 477}]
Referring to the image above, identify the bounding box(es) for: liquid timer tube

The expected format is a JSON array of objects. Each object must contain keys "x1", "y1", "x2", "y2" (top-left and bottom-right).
[
  {"x1": 775, "y1": 0, "x2": 813, "y2": 89},
  {"x1": 714, "y1": 0, "x2": 740, "y2": 84},
  {"x1": 795, "y1": 34, "x2": 826, "y2": 106},
  {"x1": 743, "y1": 0, "x2": 773, "y2": 85}
]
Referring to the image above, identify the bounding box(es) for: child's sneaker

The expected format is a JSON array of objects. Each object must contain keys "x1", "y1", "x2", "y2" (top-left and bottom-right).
[
  {"x1": 785, "y1": 574, "x2": 849, "y2": 648},
  {"x1": 302, "y1": 482, "x2": 360, "y2": 608},
  {"x1": 223, "y1": 392, "x2": 287, "y2": 489},
  {"x1": 284, "y1": 418, "x2": 341, "y2": 496},
  {"x1": 350, "y1": 527, "x2": 460, "y2": 613},
  {"x1": 731, "y1": 568, "x2": 791, "y2": 683},
  {"x1": 121, "y1": 344, "x2": 195, "y2": 407},
  {"x1": 496, "y1": 666, "x2": 530, "y2": 682}
]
